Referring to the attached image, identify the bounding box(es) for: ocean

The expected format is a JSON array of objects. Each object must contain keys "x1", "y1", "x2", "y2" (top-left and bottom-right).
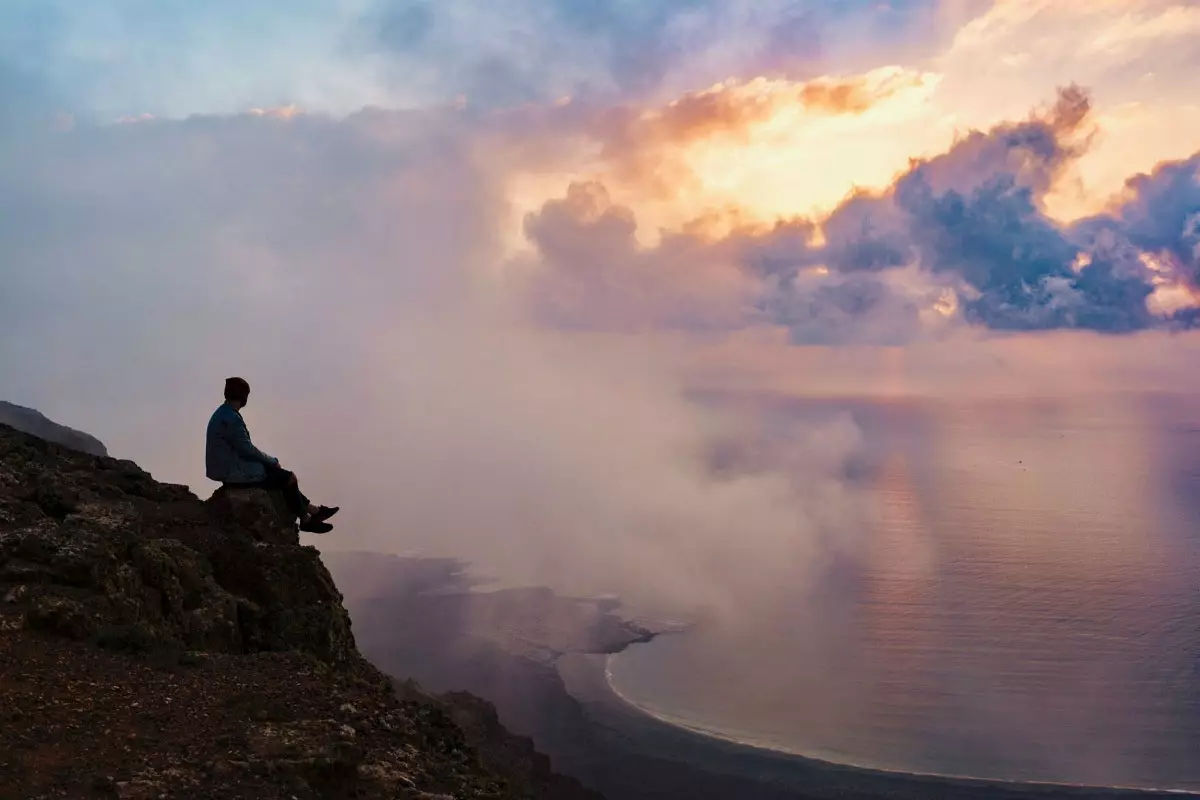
[{"x1": 607, "y1": 393, "x2": 1200, "y2": 792}]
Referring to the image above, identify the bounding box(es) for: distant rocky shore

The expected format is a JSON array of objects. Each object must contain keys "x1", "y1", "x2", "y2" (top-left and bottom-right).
[{"x1": 0, "y1": 400, "x2": 108, "y2": 457}]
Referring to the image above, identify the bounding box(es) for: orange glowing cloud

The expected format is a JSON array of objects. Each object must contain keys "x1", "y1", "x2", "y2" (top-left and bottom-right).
[
  {"x1": 530, "y1": 66, "x2": 942, "y2": 242},
  {"x1": 797, "y1": 75, "x2": 920, "y2": 115},
  {"x1": 611, "y1": 68, "x2": 934, "y2": 152}
]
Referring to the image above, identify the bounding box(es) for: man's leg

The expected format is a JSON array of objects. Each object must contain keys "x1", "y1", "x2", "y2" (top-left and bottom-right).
[
  {"x1": 262, "y1": 464, "x2": 311, "y2": 520},
  {"x1": 258, "y1": 464, "x2": 338, "y2": 529}
]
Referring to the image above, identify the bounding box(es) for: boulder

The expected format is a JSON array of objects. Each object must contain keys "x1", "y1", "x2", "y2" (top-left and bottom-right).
[
  {"x1": 206, "y1": 484, "x2": 299, "y2": 545},
  {"x1": 0, "y1": 424, "x2": 353, "y2": 664}
]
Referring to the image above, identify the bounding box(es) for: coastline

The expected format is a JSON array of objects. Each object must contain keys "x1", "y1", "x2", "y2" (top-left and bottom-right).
[
  {"x1": 557, "y1": 647, "x2": 1200, "y2": 800},
  {"x1": 603, "y1": 652, "x2": 889, "y2": 769}
]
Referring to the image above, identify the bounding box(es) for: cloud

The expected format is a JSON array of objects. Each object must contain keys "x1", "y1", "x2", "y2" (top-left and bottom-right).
[
  {"x1": 1107, "y1": 154, "x2": 1200, "y2": 284},
  {"x1": 889, "y1": 87, "x2": 1197, "y2": 332},
  {"x1": 516, "y1": 178, "x2": 943, "y2": 346},
  {"x1": 881, "y1": 87, "x2": 1122, "y2": 330},
  {"x1": 756, "y1": 269, "x2": 943, "y2": 345},
  {"x1": 512, "y1": 84, "x2": 1200, "y2": 341},
  {"x1": 812, "y1": 89, "x2": 1196, "y2": 333},
  {"x1": 519, "y1": 182, "x2": 757, "y2": 333},
  {"x1": 828, "y1": 88, "x2": 1198, "y2": 333},
  {"x1": 933, "y1": 0, "x2": 1200, "y2": 216},
  {"x1": 0, "y1": 85, "x2": 867, "y2": 619}
]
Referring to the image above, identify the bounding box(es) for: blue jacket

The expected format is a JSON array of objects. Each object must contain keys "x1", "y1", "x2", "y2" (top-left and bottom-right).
[{"x1": 205, "y1": 403, "x2": 278, "y2": 484}]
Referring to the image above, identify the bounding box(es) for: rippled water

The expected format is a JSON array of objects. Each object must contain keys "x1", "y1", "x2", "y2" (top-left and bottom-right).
[{"x1": 608, "y1": 393, "x2": 1200, "y2": 791}]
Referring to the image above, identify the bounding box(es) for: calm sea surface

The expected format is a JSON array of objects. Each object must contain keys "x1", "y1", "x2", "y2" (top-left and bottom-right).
[{"x1": 607, "y1": 393, "x2": 1200, "y2": 791}]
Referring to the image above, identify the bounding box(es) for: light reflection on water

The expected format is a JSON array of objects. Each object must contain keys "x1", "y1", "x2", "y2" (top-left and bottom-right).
[{"x1": 607, "y1": 393, "x2": 1200, "y2": 790}]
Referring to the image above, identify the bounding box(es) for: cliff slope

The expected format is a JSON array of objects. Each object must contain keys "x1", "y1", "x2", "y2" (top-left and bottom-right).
[
  {"x1": 0, "y1": 401, "x2": 108, "y2": 457},
  {"x1": 0, "y1": 423, "x2": 600, "y2": 800}
]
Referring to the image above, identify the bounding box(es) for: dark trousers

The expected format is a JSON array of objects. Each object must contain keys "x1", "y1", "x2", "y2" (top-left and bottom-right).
[{"x1": 235, "y1": 463, "x2": 310, "y2": 519}]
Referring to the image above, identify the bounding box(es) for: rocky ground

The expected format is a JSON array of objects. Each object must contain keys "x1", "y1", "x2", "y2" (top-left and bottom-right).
[{"x1": 0, "y1": 423, "x2": 600, "y2": 800}]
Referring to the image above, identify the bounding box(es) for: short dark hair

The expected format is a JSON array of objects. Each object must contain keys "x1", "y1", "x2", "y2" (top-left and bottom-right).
[{"x1": 224, "y1": 377, "x2": 250, "y2": 403}]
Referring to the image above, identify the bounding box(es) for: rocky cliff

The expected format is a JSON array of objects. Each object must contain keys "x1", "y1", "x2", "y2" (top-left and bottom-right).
[{"x1": 0, "y1": 422, "x2": 601, "y2": 800}]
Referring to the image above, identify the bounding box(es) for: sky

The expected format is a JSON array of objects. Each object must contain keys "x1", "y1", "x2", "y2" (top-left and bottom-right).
[{"x1": 3, "y1": 0, "x2": 1200, "y2": 610}]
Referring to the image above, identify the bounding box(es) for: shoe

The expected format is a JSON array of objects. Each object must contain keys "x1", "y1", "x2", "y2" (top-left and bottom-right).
[
  {"x1": 311, "y1": 505, "x2": 340, "y2": 523},
  {"x1": 299, "y1": 520, "x2": 334, "y2": 534}
]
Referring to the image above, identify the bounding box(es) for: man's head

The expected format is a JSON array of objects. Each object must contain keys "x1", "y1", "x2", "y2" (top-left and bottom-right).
[{"x1": 224, "y1": 377, "x2": 250, "y2": 409}]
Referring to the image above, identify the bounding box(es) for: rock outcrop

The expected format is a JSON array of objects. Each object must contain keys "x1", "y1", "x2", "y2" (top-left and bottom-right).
[
  {"x1": 0, "y1": 400, "x2": 108, "y2": 456},
  {"x1": 0, "y1": 422, "x2": 601, "y2": 800}
]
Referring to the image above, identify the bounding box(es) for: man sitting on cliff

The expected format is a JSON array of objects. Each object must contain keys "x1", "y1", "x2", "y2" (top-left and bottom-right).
[{"x1": 206, "y1": 377, "x2": 339, "y2": 534}]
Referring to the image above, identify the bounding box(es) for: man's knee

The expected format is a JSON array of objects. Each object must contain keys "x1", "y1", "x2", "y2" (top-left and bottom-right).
[{"x1": 265, "y1": 466, "x2": 297, "y2": 489}]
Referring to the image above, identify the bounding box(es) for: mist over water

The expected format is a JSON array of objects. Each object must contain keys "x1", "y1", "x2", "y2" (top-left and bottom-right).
[{"x1": 608, "y1": 392, "x2": 1200, "y2": 791}]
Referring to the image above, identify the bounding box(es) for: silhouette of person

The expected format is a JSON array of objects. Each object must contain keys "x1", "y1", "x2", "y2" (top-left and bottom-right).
[{"x1": 206, "y1": 377, "x2": 338, "y2": 533}]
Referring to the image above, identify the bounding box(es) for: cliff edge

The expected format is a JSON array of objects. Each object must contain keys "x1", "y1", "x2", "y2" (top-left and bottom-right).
[{"x1": 0, "y1": 422, "x2": 601, "y2": 800}]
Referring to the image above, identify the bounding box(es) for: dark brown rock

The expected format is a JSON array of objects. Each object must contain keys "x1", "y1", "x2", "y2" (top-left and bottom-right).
[{"x1": 205, "y1": 485, "x2": 299, "y2": 545}]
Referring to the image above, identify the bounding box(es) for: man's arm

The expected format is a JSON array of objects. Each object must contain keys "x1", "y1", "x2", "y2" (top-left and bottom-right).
[{"x1": 223, "y1": 414, "x2": 278, "y2": 466}]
